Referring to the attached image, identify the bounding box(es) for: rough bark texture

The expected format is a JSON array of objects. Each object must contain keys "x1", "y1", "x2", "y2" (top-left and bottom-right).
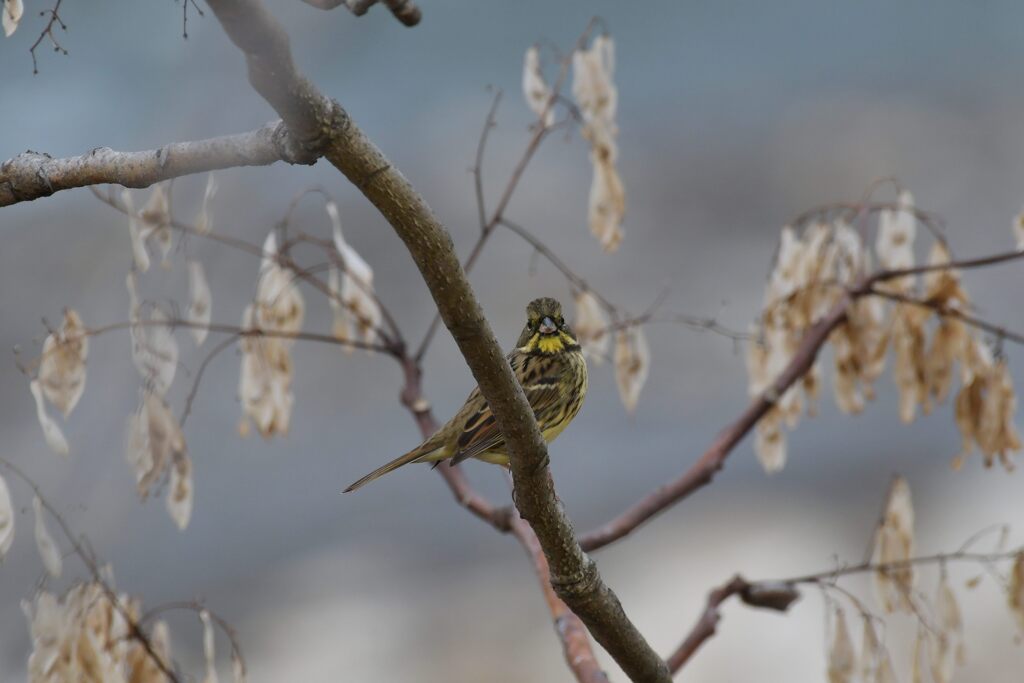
[
  {"x1": 0, "y1": 122, "x2": 311, "y2": 207},
  {"x1": 205, "y1": 0, "x2": 671, "y2": 679}
]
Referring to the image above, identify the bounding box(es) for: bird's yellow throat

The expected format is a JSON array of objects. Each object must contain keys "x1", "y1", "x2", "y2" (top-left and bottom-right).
[{"x1": 523, "y1": 331, "x2": 577, "y2": 355}]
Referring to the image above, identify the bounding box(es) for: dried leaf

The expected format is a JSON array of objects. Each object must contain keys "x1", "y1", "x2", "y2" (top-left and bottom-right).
[
  {"x1": 754, "y1": 408, "x2": 787, "y2": 472},
  {"x1": 188, "y1": 260, "x2": 212, "y2": 346},
  {"x1": 614, "y1": 325, "x2": 649, "y2": 413},
  {"x1": 522, "y1": 46, "x2": 554, "y2": 126},
  {"x1": 29, "y1": 379, "x2": 70, "y2": 456},
  {"x1": 32, "y1": 496, "x2": 61, "y2": 579},
  {"x1": 872, "y1": 476, "x2": 915, "y2": 612},
  {"x1": 827, "y1": 607, "x2": 856, "y2": 683},
  {"x1": 860, "y1": 617, "x2": 880, "y2": 682},
  {"x1": 1010, "y1": 552, "x2": 1024, "y2": 632},
  {"x1": 122, "y1": 188, "x2": 152, "y2": 272},
  {"x1": 930, "y1": 572, "x2": 964, "y2": 683},
  {"x1": 876, "y1": 651, "x2": 898, "y2": 683},
  {"x1": 38, "y1": 309, "x2": 88, "y2": 418},
  {"x1": 125, "y1": 392, "x2": 187, "y2": 501},
  {"x1": 573, "y1": 290, "x2": 609, "y2": 362},
  {"x1": 231, "y1": 650, "x2": 246, "y2": 683},
  {"x1": 201, "y1": 610, "x2": 218, "y2": 683},
  {"x1": 140, "y1": 183, "x2": 174, "y2": 269},
  {"x1": 256, "y1": 232, "x2": 305, "y2": 336},
  {"x1": 876, "y1": 190, "x2": 917, "y2": 292},
  {"x1": 329, "y1": 202, "x2": 381, "y2": 348},
  {"x1": 166, "y1": 452, "x2": 193, "y2": 531},
  {"x1": 587, "y1": 145, "x2": 625, "y2": 253},
  {"x1": 195, "y1": 173, "x2": 218, "y2": 235},
  {"x1": 239, "y1": 305, "x2": 294, "y2": 438},
  {"x1": 0, "y1": 474, "x2": 13, "y2": 561},
  {"x1": 128, "y1": 273, "x2": 179, "y2": 395},
  {"x1": 2, "y1": 0, "x2": 22, "y2": 37}
]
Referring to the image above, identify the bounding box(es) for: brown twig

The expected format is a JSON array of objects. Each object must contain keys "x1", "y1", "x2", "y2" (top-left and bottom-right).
[
  {"x1": 29, "y1": 0, "x2": 67, "y2": 74},
  {"x1": 666, "y1": 576, "x2": 799, "y2": 673}
]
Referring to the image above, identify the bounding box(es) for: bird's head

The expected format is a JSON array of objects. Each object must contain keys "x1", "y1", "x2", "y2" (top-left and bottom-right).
[{"x1": 517, "y1": 297, "x2": 579, "y2": 355}]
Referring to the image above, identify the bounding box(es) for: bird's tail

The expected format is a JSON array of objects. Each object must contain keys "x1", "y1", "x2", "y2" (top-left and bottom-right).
[{"x1": 343, "y1": 443, "x2": 444, "y2": 493}]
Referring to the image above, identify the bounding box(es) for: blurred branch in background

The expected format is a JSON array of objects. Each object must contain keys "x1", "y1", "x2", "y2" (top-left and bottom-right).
[{"x1": 0, "y1": 122, "x2": 313, "y2": 207}]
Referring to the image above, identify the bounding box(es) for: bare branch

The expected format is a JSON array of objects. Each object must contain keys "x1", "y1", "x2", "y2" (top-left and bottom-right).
[
  {"x1": 29, "y1": 0, "x2": 67, "y2": 74},
  {"x1": 579, "y1": 246, "x2": 1024, "y2": 552},
  {"x1": 0, "y1": 122, "x2": 313, "y2": 207},
  {"x1": 578, "y1": 294, "x2": 851, "y2": 552},
  {"x1": 666, "y1": 576, "x2": 798, "y2": 673}
]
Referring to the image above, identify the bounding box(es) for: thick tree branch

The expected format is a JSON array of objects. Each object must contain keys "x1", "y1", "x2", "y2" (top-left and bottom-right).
[
  {"x1": 0, "y1": 122, "x2": 314, "y2": 207},
  {"x1": 205, "y1": 1, "x2": 671, "y2": 680},
  {"x1": 399, "y1": 358, "x2": 605, "y2": 682}
]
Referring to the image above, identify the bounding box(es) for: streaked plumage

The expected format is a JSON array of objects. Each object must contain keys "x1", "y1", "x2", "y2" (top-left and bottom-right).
[{"x1": 345, "y1": 297, "x2": 588, "y2": 492}]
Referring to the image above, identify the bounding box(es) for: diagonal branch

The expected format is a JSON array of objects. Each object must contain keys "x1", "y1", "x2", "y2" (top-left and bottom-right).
[
  {"x1": 0, "y1": 121, "x2": 315, "y2": 207},
  {"x1": 203, "y1": 1, "x2": 671, "y2": 678},
  {"x1": 578, "y1": 294, "x2": 852, "y2": 551},
  {"x1": 578, "y1": 247, "x2": 1024, "y2": 552},
  {"x1": 398, "y1": 357, "x2": 605, "y2": 682}
]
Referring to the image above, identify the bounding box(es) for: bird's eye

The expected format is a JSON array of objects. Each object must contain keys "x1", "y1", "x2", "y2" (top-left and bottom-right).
[{"x1": 557, "y1": 316, "x2": 565, "y2": 325}]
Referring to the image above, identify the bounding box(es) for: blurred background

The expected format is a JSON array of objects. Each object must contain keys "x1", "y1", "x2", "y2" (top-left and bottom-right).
[{"x1": 1, "y1": 0, "x2": 1023, "y2": 680}]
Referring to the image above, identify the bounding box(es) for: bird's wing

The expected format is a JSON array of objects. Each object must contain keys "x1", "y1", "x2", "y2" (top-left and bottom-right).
[{"x1": 450, "y1": 353, "x2": 563, "y2": 465}]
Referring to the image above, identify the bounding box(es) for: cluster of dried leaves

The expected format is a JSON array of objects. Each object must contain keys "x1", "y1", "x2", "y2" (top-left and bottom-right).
[
  {"x1": 823, "y1": 476, "x2": 1024, "y2": 683},
  {"x1": 747, "y1": 191, "x2": 1021, "y2": 472},
  {"x1": 523, "y1": 32, "x2": 624, "y2": 253},
  {"x1": 21, "y1": 582, "x2": 173, "y2": 683}
]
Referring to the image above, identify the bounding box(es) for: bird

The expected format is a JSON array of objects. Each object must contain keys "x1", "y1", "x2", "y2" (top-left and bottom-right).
[{"x1": 344, "y1": 297, "x2": 588, "y2": 492}]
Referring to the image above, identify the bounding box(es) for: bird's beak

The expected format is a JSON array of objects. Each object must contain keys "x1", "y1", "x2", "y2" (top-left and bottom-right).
[{"x1": 539, "y1": 316, "x2": 557, "y2": 334}]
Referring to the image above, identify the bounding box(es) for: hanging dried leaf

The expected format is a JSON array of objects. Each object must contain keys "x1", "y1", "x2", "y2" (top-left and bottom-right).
[
  {"x1": 31, "y1": 497, "x2": 61, "y2": 579},
  {"x1": 231, "y1": 649, "x2": 246, "y2": 683},
  {"x1": 522, "y1": 46, "x2": 554, "y2": 126},
  {"x1": 872, "y1": 476, "x2": 915, "y2": 613},
  {"x1": 121, "y1": 188, "x2": 152, "y2": 273},
  {"x1": 574, "y1": 33, "x2": 624, "y2": 252},
  {"x1": 188, "y1": 260, "x2": 212, "y2": 346},
  {"x1": 201, "y1": 609, "x2": 219, "y2": 683},
  {"x1": 125, "y1": 392, "x2": 187, "y2": 501},
  {"x1": 140, "y1": 183, "x2": 174, "y2": 269},
  {"x1": 328, "y1": 202, "x2": 381, "y2": 348},
  {"x1": 877, "y1": 651, "x2": 898, "y2": 683},
  {"x1": 827, "y1": 607, "x2": 856, "y2": 683},
  {"x1": 573, "y1": 290, "x2": 609, "y2": 362},
  {"x1": 29, "y1": 380, "x2": 70, "y2": 456},
  {"x1": 891, "y1": 304, "x2": 930, "y2": 423},
  {"x1": 3, "y1": 0, "x2": 23, "y2": 37},
  {"x1": 614, "y1": 325, "x2": 649, "y2": 413},
  {"x1": 239, "y1": 305, "x2": 294, "y2": 438},
  {"x1": 754, "y1": 407, "x2": 787, "y2": 473},
  {"x1": 195, "y1": 173, "x2": 218, "y2": 235},
  {"x1": 860, "y1": 616, "x2": 880, "y2": 682},
  {"x1": 166, "y1": 452, "x2": 193, "y2": 531},
  {"x1": 0, "y1": 474, "x2": 13, "y2": 562},
  {"x1": 127, "y1": 273, "x2": 179, "y2": 396},
  {"x1": 38, "y1": 308, "x2": 88, "y2": 418},
  {"x1": 587, "y1": 145, "x2": 625, "y2": 253},
  {"x1": 875, "y1": 190, "x2": 917, "y2": 293},
  {"x1": 256, "y1": 232, "x2": 305, "y2": 336},
  {"x1": 930, "y1": 571, "x2": 964, "y2": 683},
  {"x1": 1010, "y1": 552, "x2": 1024, "y2": 632}
]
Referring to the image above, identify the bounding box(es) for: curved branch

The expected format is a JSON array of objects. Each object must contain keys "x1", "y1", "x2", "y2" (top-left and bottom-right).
[
  {"x1": 203, "y1": 1, "x2": 670, "y2": 677},
  {"x1": 0, "y1": 122, "x2": 314, "y2": 207}
]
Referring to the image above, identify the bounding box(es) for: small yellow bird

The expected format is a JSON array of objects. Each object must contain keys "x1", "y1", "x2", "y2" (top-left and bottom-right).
[{"x1": 345, "y1": 297, "x2": 588, "y2": 491}]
